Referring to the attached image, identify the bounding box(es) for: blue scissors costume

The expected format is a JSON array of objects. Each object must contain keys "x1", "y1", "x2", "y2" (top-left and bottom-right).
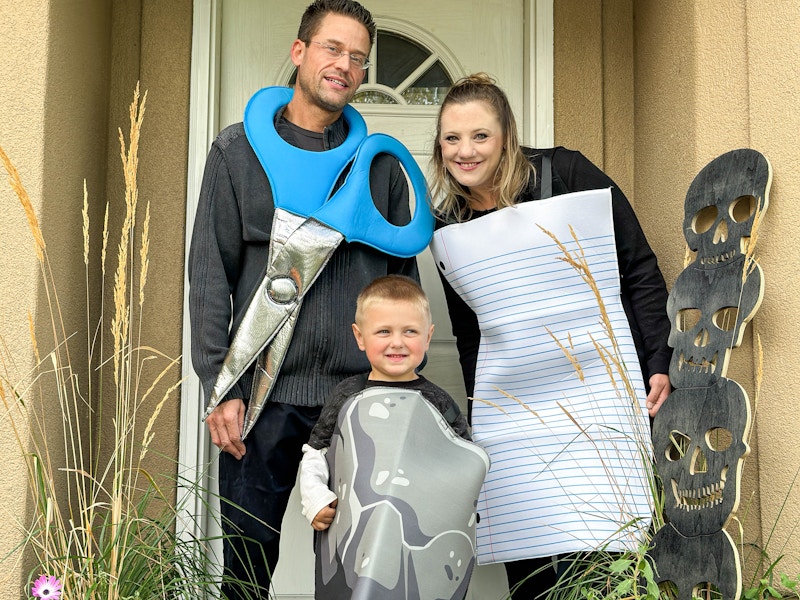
[{"x1": 203, "y1": 87, "x2": 433, "y2": 437}]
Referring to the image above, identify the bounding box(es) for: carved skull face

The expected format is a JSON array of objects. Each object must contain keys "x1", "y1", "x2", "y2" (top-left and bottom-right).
[
  {"x1": 652, "y1": 379, "x2": 750, "y2": 535},
  {"x1": 683, "y1": 148, "x2": 770, "y2": 266},
  {"x1": 667, "y1": 260, "x2": 763, "y2": 389},
  {"x1": 649, "y1": 523, "x2": 741, "y2": 600}
]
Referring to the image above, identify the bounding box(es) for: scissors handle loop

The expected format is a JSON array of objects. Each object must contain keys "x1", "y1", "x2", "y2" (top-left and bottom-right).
[
  {"x1": 244, "y1": 86, "x2": 367, "y2": 215},
  {"x1": 312, "y1": 133, "x2": 434, "y2": 258}
]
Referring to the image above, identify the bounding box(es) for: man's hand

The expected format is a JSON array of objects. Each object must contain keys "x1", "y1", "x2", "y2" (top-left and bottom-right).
[
  {"x1": 311, "y1": 499, "x2": 338, "y2": 531},
  {"x1": 206, "y1": 398, "x2": 247, "y2": 460},
  {"x1": 646, "y1": 373, "x2": 671, "y2": 417}
]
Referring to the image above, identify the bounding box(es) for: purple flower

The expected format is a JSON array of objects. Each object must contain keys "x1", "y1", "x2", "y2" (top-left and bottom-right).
[{"x1": 30, "y1": 574, "x2": 62, "y2": 599}]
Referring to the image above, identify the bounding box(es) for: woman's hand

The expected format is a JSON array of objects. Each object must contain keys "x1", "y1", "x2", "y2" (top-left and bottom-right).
[{"x1": 646, "y1": 373, "x2": 671, "y2": 417}]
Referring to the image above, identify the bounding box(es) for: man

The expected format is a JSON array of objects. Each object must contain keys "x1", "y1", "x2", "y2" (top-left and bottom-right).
[{"x1": 188, "y1": 1, "x2": 418, "y2": 597}]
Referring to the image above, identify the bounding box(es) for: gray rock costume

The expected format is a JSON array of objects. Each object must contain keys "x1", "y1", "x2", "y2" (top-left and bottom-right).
[{"x1": 315, "y1": 386, "x2": 489, "y2": 599}]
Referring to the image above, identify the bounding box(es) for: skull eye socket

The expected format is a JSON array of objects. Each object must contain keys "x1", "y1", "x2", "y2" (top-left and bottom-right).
[
  {"x1": 692, "y1": 205, "x2": 718, "y2": 233},
  {"x1": 712, "y1": 306, "x2": 739, "y2": 331},
  {"x1": 677, "y1": 308, "x2": 701, "y2": 332},
  {"x1": 705, "y1": 427, "x2": 733, "y2": 451},
  {"x1": 667, "y1": 430, "x2": 691, "y2": 461},
  {"x1": 730, "y1": 194, "x2": 756, "y2": 223}
]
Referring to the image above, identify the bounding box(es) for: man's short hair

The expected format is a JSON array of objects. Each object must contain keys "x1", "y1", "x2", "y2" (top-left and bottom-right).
[{"x1": 298, "y1": 0, "x2": 377, "y2": 45}]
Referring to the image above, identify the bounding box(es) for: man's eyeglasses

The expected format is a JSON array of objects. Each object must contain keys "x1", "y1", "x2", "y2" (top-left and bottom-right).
[{"x1": 307, "y1": 40, "x2": 371, "y2": 70}]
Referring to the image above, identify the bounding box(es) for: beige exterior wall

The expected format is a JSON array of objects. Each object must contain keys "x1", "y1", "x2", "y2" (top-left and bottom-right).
[
  {"x1": 634, "y1": 0, "x2": 800, "y2": 578},
  {"x1": 0, "y1": 2, "x2": 50, "y2": 596},
  {"x1": 0, "y1": 1, "x2": 190, "y2": 596},
  {"x1": 101, "y1": 0, "x2": 192, "y2": 501},
  {"x1": 744, "y1": 0, "x2": 800, "y2": 573},
  {"x1": 1, "y1": 1, "x2": 112, "y2": 594}
]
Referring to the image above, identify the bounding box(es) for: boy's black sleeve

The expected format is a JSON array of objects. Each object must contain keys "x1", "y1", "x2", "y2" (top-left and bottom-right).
[
  {"x1": 308, "y1": 377, "x2": 363, "y2": 450},
  {"x1": 448, "y1": 403, "x2": 471, "y2": 441}
]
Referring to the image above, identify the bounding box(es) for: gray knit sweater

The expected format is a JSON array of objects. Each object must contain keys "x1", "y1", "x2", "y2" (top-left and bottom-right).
[{"x1": 188, "y1": 111, "x2": 418, "y2": 408}]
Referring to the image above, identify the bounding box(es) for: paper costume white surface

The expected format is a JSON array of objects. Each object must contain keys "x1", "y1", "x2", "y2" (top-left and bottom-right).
[
  {"x1": 430, "y1": 189, "x2": 653, "y2": 565},
  {"x1": 316, "y1": 387, "x2": 490, "y2": 599}
]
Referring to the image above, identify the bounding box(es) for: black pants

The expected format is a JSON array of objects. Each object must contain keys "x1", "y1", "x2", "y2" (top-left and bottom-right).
[
  {"x1": 505, "y1": 556, "x2": 559, "y2": 599},
  {"x1": 506, "y1": 553, "x2": 617, "y2": 599},
  {"x1": 218, "y1": 402, "x2": 322, "y2": 600}
]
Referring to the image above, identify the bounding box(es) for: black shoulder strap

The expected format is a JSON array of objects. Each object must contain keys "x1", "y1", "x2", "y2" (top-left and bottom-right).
[
  {"x1": 441, "y1": 400, "x2": 463, "y2": 427},
  {"x1": 540, "y1": 153, "x2": 553, "y2": 200}
]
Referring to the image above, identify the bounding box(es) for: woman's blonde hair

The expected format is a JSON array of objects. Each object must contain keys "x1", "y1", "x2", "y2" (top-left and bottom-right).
[{"x1": 430, "y1": 73, "x2": 535, "y2": 222}]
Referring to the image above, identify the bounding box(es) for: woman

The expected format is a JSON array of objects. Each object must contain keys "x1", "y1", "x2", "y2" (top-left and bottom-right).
[{"x1": 429, "y1": 73, "x2": 671, "y2": 596}]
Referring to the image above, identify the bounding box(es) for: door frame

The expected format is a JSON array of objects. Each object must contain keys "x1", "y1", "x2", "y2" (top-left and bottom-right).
[{"x1": 178, "y1": 0, "x2": 553, "y2": 552}]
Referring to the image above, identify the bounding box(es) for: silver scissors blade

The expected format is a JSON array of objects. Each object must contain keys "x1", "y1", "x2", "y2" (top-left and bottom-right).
[{"x1": 204, "y1": 208, "x2": 343, "y2": 429}]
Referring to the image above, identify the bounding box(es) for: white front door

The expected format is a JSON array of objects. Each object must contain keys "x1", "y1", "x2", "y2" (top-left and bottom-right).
[{"x1": 181, "y1": 2, "x2": 552, "y2": 598}]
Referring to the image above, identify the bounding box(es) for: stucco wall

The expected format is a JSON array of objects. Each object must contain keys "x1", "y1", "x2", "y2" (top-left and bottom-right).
[
  {"x1": 0, "y1": 0, "x2": 112, "y2": 595},
  {"x1": 554, "y1": 0, "x2": 635, "y2": 201},
  {"x1": 0, "y1": 1, "x2": 190, "y2": 596},
  {"x1": 744, "y1": 0, "x2": 800, "y2": 575},
  {"x1": 634, "y1": 0, "x2": 799, "y2": 580},
  {"x1": 101, "y1": 0, "x2": 192, "y2": 503},
  {"x1": 0, "y1": 1, "x2": 50, "y2": 596}
]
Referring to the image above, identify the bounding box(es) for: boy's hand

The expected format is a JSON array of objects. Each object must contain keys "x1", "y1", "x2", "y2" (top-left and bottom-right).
[{"x1": 311, "y1": 499, "x2": 338, "y2": 531}]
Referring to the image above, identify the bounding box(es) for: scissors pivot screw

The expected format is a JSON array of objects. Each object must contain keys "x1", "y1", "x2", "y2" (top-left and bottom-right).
[{"x1": 267, "y1": 276, "x2": 299, "y2": 304}]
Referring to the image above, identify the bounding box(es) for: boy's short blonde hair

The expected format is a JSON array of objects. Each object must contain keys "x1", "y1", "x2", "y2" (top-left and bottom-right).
[{"x1": 355, "y1": 275, "x2": 432, "y2": 325}]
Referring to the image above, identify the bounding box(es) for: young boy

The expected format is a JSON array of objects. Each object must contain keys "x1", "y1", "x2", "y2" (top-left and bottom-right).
[{"x1": 298, "y1": 274, "x2": 470, "y2": 530}]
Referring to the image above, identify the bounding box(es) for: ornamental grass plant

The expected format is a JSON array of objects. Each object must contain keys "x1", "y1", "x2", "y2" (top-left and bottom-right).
[
  {"x1": 539, "y1": 225, "x2": 661, "y2": 600},
  {"x1": 0, "y1": 86, "x2": 221, "y2": 599}
]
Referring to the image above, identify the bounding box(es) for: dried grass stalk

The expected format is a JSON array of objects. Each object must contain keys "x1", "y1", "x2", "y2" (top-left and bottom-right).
[{"x1": 0, "y1": 145, "x2": 46, "y2": 262}]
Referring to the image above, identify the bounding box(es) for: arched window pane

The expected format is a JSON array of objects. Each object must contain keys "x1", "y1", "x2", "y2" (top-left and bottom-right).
[
  {"x1": 414, "y1": 61, "x2": 450, "y2": 88},
  {"x1": 401, "y1": 86, "x2": 448, "y2": 105},
  {"x1": 402, "y1": 61, "x2": 451, "y2": 105},
  {"x1": 352, "y1": 90, "x2": 398, "y2": 104},
  {"x1": 377, "y1": 32, "x2": 431, "y2": 89}
]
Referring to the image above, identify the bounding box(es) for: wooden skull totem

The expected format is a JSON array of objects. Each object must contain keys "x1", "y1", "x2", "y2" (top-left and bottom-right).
[
  {"x1": 649, "y1": 524, "x2": 741, "y2": 600},
  {"x1": 651, "y1": 148, "x2": 771, "y2": 600}
]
